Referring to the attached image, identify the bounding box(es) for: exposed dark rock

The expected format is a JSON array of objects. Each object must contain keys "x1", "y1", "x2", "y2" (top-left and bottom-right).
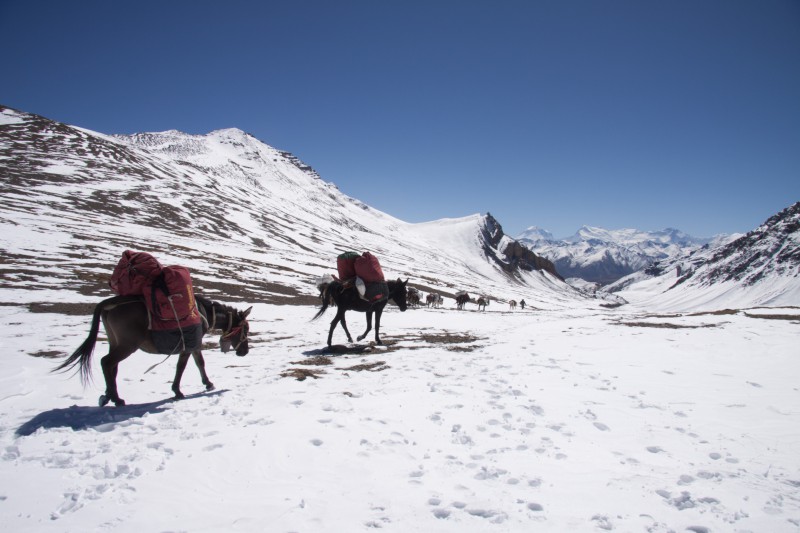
[{"x1": 481, "y1": 214, "x2": 562, "y2": 280}]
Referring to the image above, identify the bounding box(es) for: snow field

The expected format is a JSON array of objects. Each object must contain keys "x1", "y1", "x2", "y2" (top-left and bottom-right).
[{"x1": 0, "y1": 302, "x2": 798, "y2": 532}]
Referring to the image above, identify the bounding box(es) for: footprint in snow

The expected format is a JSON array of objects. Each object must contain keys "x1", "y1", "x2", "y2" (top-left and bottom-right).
[{"x1": 591, "y1": 514, "x2": 613, "y2": 530}]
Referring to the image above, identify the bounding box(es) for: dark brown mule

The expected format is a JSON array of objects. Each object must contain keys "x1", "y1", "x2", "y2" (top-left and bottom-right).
[
  {"x1": 456, "y1": 292, "x2": 470, "y2": 310},
  {"x1": 54, "y1": 295, "x2": 252, "y2": 407},
  {"x1": 313, "y1": 279, "x2": 408, "y2": 346},
  {"x1": 477, "y1": 297, "x2": 489, "y2": 311}
]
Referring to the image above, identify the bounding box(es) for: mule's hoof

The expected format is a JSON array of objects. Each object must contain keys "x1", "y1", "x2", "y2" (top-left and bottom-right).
[
  {"x1": 101, "y1": 395, "x2": 125, "y2": 407},
  {"x1": 205, "y1": 382, "x2": 215, "y2": 392},
  {"x1": 173, "y1": 391, "x2": 185, "y2": 400}
]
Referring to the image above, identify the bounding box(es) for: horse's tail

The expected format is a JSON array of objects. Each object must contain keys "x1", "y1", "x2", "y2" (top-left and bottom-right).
[
  {"x1": 312, "y1": 283, "x2": 334, "y2": 321},
  {"x1": 53, "y1": 300, "x2": 105, "y2": 386}
]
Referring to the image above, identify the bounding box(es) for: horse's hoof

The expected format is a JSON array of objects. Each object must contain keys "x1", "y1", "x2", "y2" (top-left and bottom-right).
[
  {"x1": 114, "y1": 398, "x2": 126, "y2": 407},
  {"x1": 205, "y1": 383, "x2": 215, "y2": 392},
  {"x1": 99, "y1": 395, "x2": 110, "y2": 407},
  {"x1": 173, "y1": 391, "x2": 185, "y2": 400}
]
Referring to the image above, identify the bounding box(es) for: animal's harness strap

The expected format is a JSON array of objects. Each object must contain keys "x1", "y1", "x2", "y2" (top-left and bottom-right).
[
  {"x1": 206, "y1": 303, "x2": 217, "y2": 331},
  {"x1": 166, "y1": 294, "x2": 187, "y2": 354},
  {"x1": 144, "y1": 354, "x2": 171, "y2": 375},
  {"x1": 222, "y1": 315, "x2": 247, "y2": 351}
]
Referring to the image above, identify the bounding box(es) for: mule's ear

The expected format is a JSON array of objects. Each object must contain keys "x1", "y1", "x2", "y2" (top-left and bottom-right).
[
  {"x1": 403, "y1": 278, "x2": 409, "y2": 286},
  {"x1": 241, "y1": 306, "x2": 253, "y2": 319}
]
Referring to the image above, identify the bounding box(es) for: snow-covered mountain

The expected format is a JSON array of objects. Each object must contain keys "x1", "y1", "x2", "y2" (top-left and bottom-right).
[
  {"x1": 2, "y1": 103, "x2": 797, "y2": 316},
  {"x1": 518, "y1": 225, "x2": 714, "y2": 285},
  {"x1": 0, "y1": 105, "x2": 570, "y2": 310},
  {"x1": 2, "y1": 105, "x2": 800, "y2": 533},
  {"x1": 608, "y1": 201, "x2": 800, "y2": 311}
]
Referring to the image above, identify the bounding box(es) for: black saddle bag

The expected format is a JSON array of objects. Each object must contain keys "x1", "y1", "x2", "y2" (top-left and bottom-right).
[{"x1": 151, "y1": 323, "x2": 203, "y2": 355}]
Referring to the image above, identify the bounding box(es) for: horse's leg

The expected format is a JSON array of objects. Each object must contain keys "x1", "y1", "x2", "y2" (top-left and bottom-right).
[
  {"x1": 193, "y1": 350, "x2": 215, "y2": 392},
  {"x1": 328, "y1": 309, "x2": 353, "y2": 346},
  {"x1": 172, "y1": 352, "x2": 191, "y2": 399},
  {"x1": 357, "y1": 311, "x2": 373, "y2": 342},
  {"x1": 338, "y1": 309, "x2": 353, "y2": 344},
  {"x1": 99, "y1": 348, "x2": 133, "y2": 407},
  {"x1": 172, "y1": 351, "x2": 214, "y2": 399},
  {"x1": 373, "y1": 308, "x2": 383, "y2": 345}
]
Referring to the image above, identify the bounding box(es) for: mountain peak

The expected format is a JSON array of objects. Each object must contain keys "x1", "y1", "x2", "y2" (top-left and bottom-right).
[
  {"x1": 481, "y1": 214, "x2": 562, "y2": 280},
  {"x1": 518, "y1": 224, "x2": 712, "y2": 285},
  {"x1": 517, "y1": 226, "x2": 555, "y2": 243},
  {"x1": 0, "y1": 105, "x2": 578, "y2": 307},
  {"x1": 608, "y1": 201, "x2": 800, "y2": 311}
]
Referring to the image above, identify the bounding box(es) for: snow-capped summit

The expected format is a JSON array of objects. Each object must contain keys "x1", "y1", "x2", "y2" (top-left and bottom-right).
[
  {"x1": 517, "y1": 226, "x2": 555, "y2": 243},
  {"x1": 608, "y1": 201, "x2": 800, "y2": 311},
  {"x1": 518, "y1": 224, "x2": 711, "y2": 285}
]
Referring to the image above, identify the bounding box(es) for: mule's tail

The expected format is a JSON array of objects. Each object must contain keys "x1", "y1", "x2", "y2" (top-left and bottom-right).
[
  {"x1": 53, "y1": 301, "x2": 104, "y2": 386},
  {"x1": 312, "y1": 283, "x2": 333, "y2": 321}
]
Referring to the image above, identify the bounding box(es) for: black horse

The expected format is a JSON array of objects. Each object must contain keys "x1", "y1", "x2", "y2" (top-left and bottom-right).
[
  {"x1": 313, "y1": 279, "x2": 408, "y2": 346},
  {"x1": 54, "y1": 294, "x2": 252, "y2": 407}
]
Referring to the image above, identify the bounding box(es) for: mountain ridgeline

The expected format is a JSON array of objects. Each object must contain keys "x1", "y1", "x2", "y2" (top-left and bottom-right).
[
  {"x1": 482, "y1": 215, "x2": 561, "y2": 280},
  {"x1": 655, "y1": 201, "x2": 800, "y2": 289},
  {"x1": 517, "y1": 225, "x2": 715, "y2": 285},
  {"x1": 2, "y1": 104, "x2": 796, "y2": 312},
  {"x1": 0, "y1": 105, "x2": 569, "y2": 309}
]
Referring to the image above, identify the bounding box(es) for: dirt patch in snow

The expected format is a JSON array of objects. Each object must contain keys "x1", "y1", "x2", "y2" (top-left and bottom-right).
[
  {"x1": 280, "y1": 368, "x2": 326, "y2": 381},
  {"x1": 617, "y1": 321, "x2": 718, "y2": 329},
  {"x1": 743, "y1": 313, "x2": 800, "y2": 322}
]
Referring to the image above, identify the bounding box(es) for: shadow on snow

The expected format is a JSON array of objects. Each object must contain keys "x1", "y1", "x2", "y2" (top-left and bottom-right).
[
  {"x1": 15, "y1": 389, "x2": 228, "y2": 436},
  {"x1": 301, "y1": 344, "x2": 374, "y2": 356}
]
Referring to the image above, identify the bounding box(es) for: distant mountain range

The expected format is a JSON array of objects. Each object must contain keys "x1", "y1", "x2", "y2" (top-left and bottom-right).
[
  {"x1": 606, "y1": 202, "x2": 800, "y2": 310},
  {"x1": 517, "y1": 225, "x2": 732, "y2": 286}
]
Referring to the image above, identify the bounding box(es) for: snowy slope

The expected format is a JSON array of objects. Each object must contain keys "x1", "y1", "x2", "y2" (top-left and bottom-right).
[
  {"x1": 609, "y1": 202, "x2": 800, "y2": 311},
  {"x1": 0, "y1": 105, "x2": 572, "y2": 310},
  {"x1": 518, "y1": 225, "x2": 713, "y2": 285}
]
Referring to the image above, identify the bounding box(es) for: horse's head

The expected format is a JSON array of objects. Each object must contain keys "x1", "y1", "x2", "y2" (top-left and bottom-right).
[
  {"x1": 391, "y1": 278, "x2": 409, "y2": 312},
  {"x1": 220, "y1": 306, "x2": 252, "y2": 356}
]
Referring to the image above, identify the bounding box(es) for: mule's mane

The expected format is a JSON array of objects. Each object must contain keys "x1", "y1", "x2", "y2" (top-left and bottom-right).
[{"x1": 196, "y1": 295, "x2": 245, "y2": 332}]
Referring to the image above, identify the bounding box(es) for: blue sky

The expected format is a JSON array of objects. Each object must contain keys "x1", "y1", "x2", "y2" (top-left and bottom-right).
[{"x1": 2, "y1": 0, "x2": 798, "y2": 238}]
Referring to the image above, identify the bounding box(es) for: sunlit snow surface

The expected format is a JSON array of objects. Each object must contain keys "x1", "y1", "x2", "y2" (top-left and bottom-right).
[{"x1": 1, "y1": 303, "x2": 798, "y2": 532}]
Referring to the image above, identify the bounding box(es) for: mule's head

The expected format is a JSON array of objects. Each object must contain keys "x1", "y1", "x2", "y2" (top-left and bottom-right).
[
  {"x1": 220, "y1": 306, "x2": 252, "y2": 356},
  {"x1": 391, "y1": 278, "x2": 409, "y2": 312}
]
